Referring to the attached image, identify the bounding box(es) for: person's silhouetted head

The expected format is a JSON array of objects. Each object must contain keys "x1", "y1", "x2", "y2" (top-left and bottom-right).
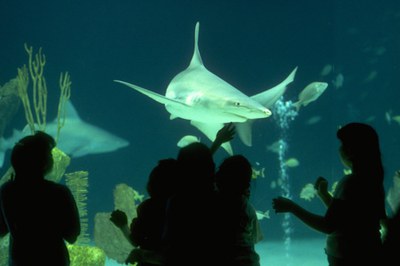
[
  {"x1": 147, "y1": 158, "x2": 178, "y2": 199},
  {"x1": 337, "y1": 122, "x2": 383, "y2": 180},
  {"x1": 177, "y1": 142, "x2": 215, "y2": 191},
  {"x1": 216, "y1": 154, "x2": 252, "y2": 197},
  {"x1": 337, "y1": 123, "x2": 380, "y2": 162},
  {"x1": 11, "y1": 131, "x2": 56, "y2": 180}
]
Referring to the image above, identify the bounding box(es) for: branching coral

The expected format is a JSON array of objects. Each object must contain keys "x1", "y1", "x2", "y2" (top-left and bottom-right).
[
  {"x1": 16, "y1": 44, "x2": 47, "y2": 132},
  {"x1": 56, "y1": 71, "x2": 71, "y2": 142}
]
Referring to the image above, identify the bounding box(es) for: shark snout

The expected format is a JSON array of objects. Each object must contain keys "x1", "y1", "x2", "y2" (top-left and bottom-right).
[
  {"x1": 253, "y1": 104, "x2": 272, "y2": 117},
  {"x1": 262, "y1": 108, "x2": 272, "y2": 117},
  {"x1": 242, "y1": 106, "x2": 272, "y2": 119}
]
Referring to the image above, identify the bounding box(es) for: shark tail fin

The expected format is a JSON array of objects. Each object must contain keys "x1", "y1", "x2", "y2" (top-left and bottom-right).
[
  {"x1": 0, "y1": 129, "x2": 22, "y2": 168},
  {"x1": 251, "y1": 66, "x2": 298, "y2": 109},
  {"x1": 189, "y1": 21, "x2": 204, "y2": 67},
  {"x1": 292, "y1": 101, "x2": 301, "y2": 112}
]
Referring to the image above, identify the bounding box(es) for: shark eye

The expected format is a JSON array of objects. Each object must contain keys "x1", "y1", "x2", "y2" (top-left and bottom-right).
[{"x1": 234, "y1": 102, "x2": 241, "y2": 106}]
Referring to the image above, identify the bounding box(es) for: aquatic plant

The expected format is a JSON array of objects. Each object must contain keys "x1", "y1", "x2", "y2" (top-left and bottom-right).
[
  {"x1": 0, "y1": 45, "x2": 96, "y2": 266},
  {"x1": 55, "y1": 71, "x2": 71, "y2": 142},
  {"x1": 0, "y1": 235, "x2": 9, "y2": 265},
  {"x1": 15, "y1": 43, "x2": 71, "y2": 138},
  {"x1": 16, "y1": 44, "x2": 47, "y2": 132},
  {"x1": 67, "y1": 244, "x2": 106, "y2": 266},
  {"x1": 46, "y1": 147, "x2": 71, "y2": 183},
  {"x1": 65, "y1": 171, "x2": 90, "y2": 245},
  {"x1": 0, "y1": 78, "x2": 20, "y2": 138},
  {"x1": 93, "y1": 183, "x2": 139, "y2": 263}
]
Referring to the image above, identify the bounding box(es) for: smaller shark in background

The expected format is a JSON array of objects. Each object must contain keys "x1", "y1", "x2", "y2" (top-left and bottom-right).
[
  {"x1": 0, "y1": 101, "x2": 129, "y2": 167},
  {"x1": 115, "y1": 21, "x2": 297, "y2": 154}
]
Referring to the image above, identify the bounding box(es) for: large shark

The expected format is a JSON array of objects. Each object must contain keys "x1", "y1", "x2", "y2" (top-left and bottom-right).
[
  {"x1": 115, "y1": 22, "x2": 297, "y2": 154},
  {"x1": 0, "y1": 101, "x2": 129, "y2": 167}
]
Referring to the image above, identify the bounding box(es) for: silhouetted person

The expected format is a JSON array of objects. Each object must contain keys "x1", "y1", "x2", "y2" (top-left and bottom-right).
[
  {"x1": 163, "y1": 142, "x2": 225, "y2": 266},
  {"x1": 216, "y1": 155, "x2": 263, "y2": 266},
  {"x1": 0, "y1": 131, "x2": 80, "y2": 266},
  {"x1": 110, "y1": 158, "x2": 178, "y2": 265},
  {"x1": 110, "y1": 123, "x2": 235, "y2": 265},
  {"x1": 272, "y1": 122, "x2": 386, "y2": 265}
]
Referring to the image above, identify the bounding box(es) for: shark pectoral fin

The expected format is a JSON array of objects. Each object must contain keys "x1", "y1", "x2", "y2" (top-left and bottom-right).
[
  {"x1": 251, "y1": 67, "x2": 298, "y2": 108},
  {"x1": 221, "y1": 142, "x2": 233, "y2": 155},
  {"x1": 114, "y1": 80, "x2": 190, "y2": 108},
  {"x1": 235, "y1": 121, "x2": 254, "y2": 147},
  {"x1": 190, "y1": 121, "x2": 233, "y2": 154}
]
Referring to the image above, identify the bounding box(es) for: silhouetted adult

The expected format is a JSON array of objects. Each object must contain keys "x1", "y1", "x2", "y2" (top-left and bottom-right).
[
  {"x1": 163, "y1": 142, "x2": 225, "y2": 266},
  {"x1": 110, "y1": 158, "x2": 178, "y2": 265},
  {"x1": 272, "y1": 122, "x2": 386, "y2": 266},
  {"x1": 216, "y1": 154, "x2": 263, "y2": 266},
  {"x1": 0, "y1": 131, "x2": 81, "y2": 266}
]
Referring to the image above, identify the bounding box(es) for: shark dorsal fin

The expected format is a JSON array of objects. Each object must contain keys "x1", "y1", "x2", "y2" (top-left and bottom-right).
[
  {"x1": 189, "y1": 21, "x2": 204, "y2": 68},
  {"x1": 65, "y1": 101, "x2": 81, "y2": 121}
]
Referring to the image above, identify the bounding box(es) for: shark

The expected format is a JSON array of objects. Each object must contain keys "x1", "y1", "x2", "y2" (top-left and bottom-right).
[
  {"x1": 0, "y1": 101, "x2": 129, "y2": 167},
  {"x1": 115, "y1": 22, "x2": 297, "y2": 154}
]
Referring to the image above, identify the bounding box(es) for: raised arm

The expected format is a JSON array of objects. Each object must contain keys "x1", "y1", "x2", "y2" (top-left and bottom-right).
[
  {"x1": 272, "y1": 196, "x2": 333, "y2": 234},
  {"x1": 210, "y1": 123, "x2": 235, "y2": 155}
]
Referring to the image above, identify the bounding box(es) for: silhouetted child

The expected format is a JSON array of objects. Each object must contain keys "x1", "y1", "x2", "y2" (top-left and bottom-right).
[
  {"x1": 0, "y1": 131, "x2": 81, "y2": 266},
  {"x1": 110, "y1": 123, "x2": 235, "y2": 265},
  {"x1": 110, "y1": 158, "x2": 178, "y2": 265},
  {"x1": 272, "y1": 122, "x2": 386, "y2": 265},
  {"x1": 216, "y1": 154, "x2": 263, "y2": 266},
  {"x1": 163, "y1": 142, "x2": 225, "y2": 266}
]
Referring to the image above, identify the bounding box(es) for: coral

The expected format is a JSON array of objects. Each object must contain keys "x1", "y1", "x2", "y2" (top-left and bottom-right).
[
  {"x1": 0, "y1": 78, "x2": 20, "y2": 138},
  {"x1": 0, "y1": 167, "x2": 14, "y2": 187},
  {"x1": 94, "y1": 212, "x2": 134, "y2": 264},
  {"x1": 46, "y1": 147, "x2": 71, "y2": 183},
  {"x1": 94, "y1": 183, "x2": 139, "y2": 263},
  {"x1": 15, "y1": 43, "x2": 72, "y2": 139},
  {"x1": 65, "y1": 171, "x2": 90, "y2": 245},
  {"x1": 67, "y1": 244, "x2": 106, "y2": 266},
  {"x1": 113, "y1": 183, "x2": 139, "y2": 222},
  {"x1": 0, "y1": 235, "x2": 9, "y2": 266},
  {"x1": 55, "y1": 71, "x2": 71, "y2": 142},
  {"x1": 16, "y1": 44, "x2": 47, "y2": 133},
  {"x1": 386, "y1": 171, "x2": 400, "y2": 214}
]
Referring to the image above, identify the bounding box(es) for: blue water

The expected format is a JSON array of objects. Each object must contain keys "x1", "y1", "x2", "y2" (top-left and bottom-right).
[{"x1": 1, "y1": 0, "x2": 399, "y2": 264}]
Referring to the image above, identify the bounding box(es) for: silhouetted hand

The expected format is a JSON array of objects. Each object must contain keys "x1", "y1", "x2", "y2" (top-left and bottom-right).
[
  {"x1": 110, "y1": 209, "x2": 128, "y2": 228},
  {"x1": 215, "y1": 122, "x2": 236, "y2": 145},
  {"x1": 314, "y1": 176, "x2": 329, "y2": 197},
  {"x1": 272, "y1": 196, "x2": 296, "y2": 213},
  {"x1": 210, "y1": 123, "x2": 236, "y2": 154}
]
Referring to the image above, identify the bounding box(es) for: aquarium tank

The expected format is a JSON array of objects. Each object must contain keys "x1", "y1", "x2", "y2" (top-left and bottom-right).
[{"x1": 0, "y1": 1, "x2": 399, "y2": 265}]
